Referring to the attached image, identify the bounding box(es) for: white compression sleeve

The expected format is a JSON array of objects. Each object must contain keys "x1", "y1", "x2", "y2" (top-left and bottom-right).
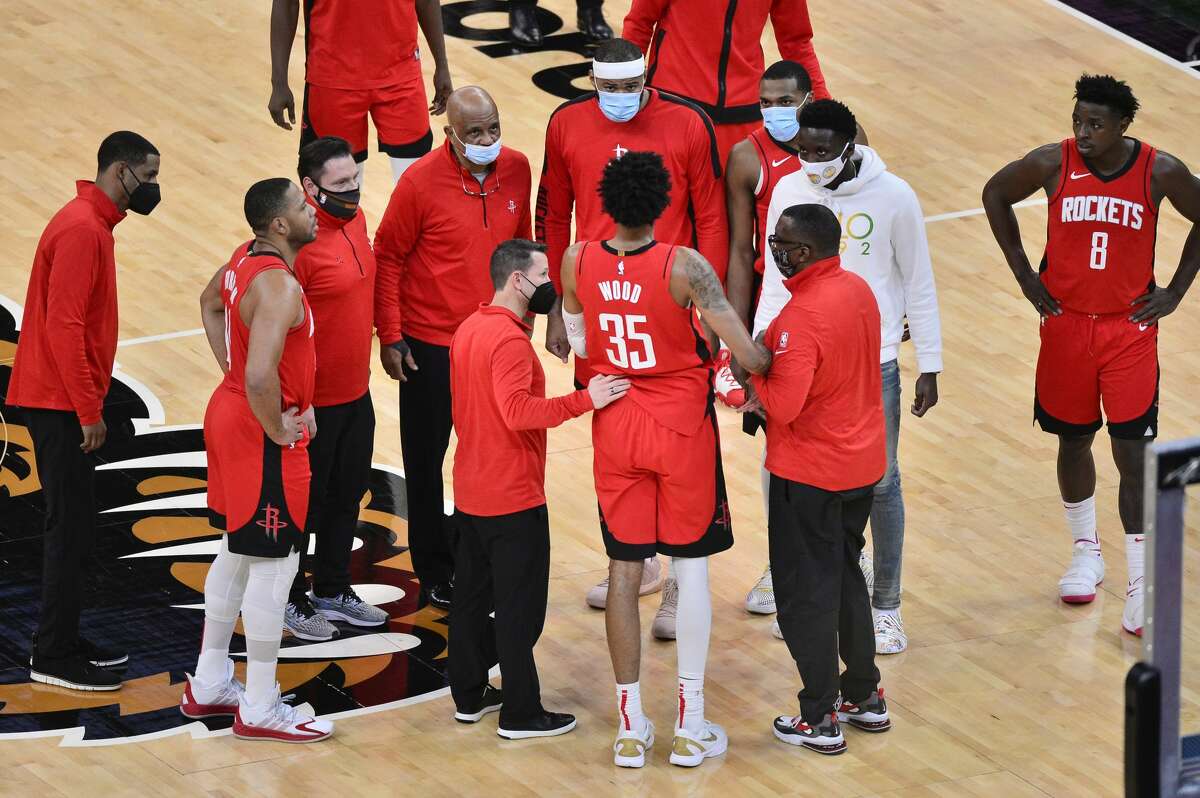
[
  {"x1": 241, "y1": 550, "x2": 300, "y2": 709},
  {"x1": 196, "y1": 536, "x2": 250, "y2": 688},
  {"x1": 563, "y1": 307, "x2": 588, "y2": 357}
]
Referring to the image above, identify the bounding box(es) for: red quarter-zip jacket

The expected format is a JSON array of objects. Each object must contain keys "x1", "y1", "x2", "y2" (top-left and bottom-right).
[
  {"x1": 374, "y1": 140, "x2": 532, "y2": 347},
  {"x1": 624, "y1": 0, "x2": 830, "y2": 126},
  {"x1": 8, "y1": 181, "x2": 126, "y2": 426},
  {"x1": 293, "y1": 200, "x2": 377, "y2": 406},
  {"x1": 451, "y1": 304, "x2": 593, "y2": 516},
  {"x1": 751, "y1": 256, "x2": 885, "y2": 491}
]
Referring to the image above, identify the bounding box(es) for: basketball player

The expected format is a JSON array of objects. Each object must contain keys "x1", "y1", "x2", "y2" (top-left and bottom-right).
[
  {"x1": 753, "y1": 100, "x2": 943, "y2": 652},
  {"x1": 268, "y1": 0, "x2": 453, "y2": 181},
  {"x1": 560, "y1": 151, "x2": 772, "y2": 768},
  {"x1": 181, "y1": 179, "x2": 333, "y2": 742},
  {"x1": 12, "y1": 131, "x2": 160, "y2": 692},
  {"x1": 281, "y1": 136, "x2": 388, "y2": 641},
  {"x1": 982, "y1": 75, "x2": 1200, "y2": 636},
  {"x1": 623, "y1": 0, "x2": 830, "y2": 162},
  {"x1": 537, "y1": 37, "x2": 726, "y2": 624}
]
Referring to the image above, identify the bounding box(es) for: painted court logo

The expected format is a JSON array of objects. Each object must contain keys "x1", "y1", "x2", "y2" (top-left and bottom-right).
[{"x1": 0, "y1": 298, "x2": 462, "y2": 745}]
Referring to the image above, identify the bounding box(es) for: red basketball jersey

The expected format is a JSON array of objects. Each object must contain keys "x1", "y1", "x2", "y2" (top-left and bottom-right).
[
  {"x1": 575, "y1": 240, "x2": 711, "y2": 436},
  {"x1": 1044, "y1": 138, "x2": 1158, "y2": 314},
  {"x1": 748, "y1": 127, "x2": 802, "y2": 275},
  {"x1": 221, "y1": 242, "x2": 317, "y2": 412}
]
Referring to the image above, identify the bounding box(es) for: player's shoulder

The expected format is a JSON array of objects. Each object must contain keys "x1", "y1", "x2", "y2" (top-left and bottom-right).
[
  {"x1": 548, "y1": 92, "x2": 598, "y2": 125},
  {"x1": 727, "y1": 137, "x2": 760, "y2": 174}
]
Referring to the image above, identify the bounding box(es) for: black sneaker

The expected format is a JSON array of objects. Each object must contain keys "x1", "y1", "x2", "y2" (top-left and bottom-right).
[
  {"x1": 497, "y1": 711, "x2": 577, "y2": 740},
  {"x1": 837, "y1": 688, "x2": 892, "y2": 732},
  {"x1": 454, "y1": 684, "x2": 504, "y2": 723},
  {"x1": 30, "y1": 652, "x2": 122, "y2": 692},
  {"x1": 425, "y1": 582, "x2": 453, "y2": 610},
  {"x1": 30, "y1": 634, "x2": 129, "y2": 668},
  {"x1": 772, "y1": 712, "x2": 846, "y2": 754}
]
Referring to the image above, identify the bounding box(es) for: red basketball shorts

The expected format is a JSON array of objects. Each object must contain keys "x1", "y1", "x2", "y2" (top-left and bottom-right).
[
  {"x1": 1034, "y1": 308, "x2": 1159, "y2": 440},
  {"x1": 592, "y1": 398, "x2": 733, "y2": 561},
  {"x1": 204, "y1": 387, "x2": 311, "y2": 558},
  {"x1": 301, "y1": 64, "x2": 432, "y2": 161}
]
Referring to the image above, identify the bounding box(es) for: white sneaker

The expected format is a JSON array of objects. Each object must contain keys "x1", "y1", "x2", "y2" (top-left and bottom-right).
[
  {"x1": 745, "y1": 565, "x2": 776, "y2": 614},
  {"x1": 180, "y1": 659, "x2": 244, "y2": 718},
  {"x1": 1123, "y1": 577, "x2": 1145, "y2": 637},
  {"x1": 713, "y1": 349, "x2": 746, "y2": 409},
  {"x1": 1059, "y1": 546, "x2": 1105, "y2": 604},
  {"x1": 670, "y1": 720, "x2": 728, "y2": 767},
  {"x1": 651, "y1": 578, "x2": 678, "y2": 640},
  {"x1": 613, "y1": 718, "x2": 654, "y2": 768},
  {"x1": 233, "y1": 685, "x2": 334, "y2": 743},
  {"x1": 770, "y1": 619, "x2": 784, "y2": 639},
  {"x1": 586, "y1": 557, "x2": 665, "y2": 609},
  {"x1": 874, "y1": 611, "x2": 908, "y2": 654},
  {"x1": 860, "y1": 550, "x2": 875, "y2": 597}
]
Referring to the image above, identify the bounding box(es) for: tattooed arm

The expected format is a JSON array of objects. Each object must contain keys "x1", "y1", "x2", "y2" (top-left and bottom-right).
[{"x1": 670, "y1": 246, "x2": 772, "y2": 374}]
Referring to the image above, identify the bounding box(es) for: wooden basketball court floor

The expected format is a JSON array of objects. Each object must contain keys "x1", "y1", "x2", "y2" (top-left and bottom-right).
[{"x1": 2, "y1": 0, "x2": 1200, "y2": 794}]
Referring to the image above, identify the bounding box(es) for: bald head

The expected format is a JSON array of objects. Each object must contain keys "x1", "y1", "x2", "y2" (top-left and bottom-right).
[{"x1": 445, "y1": 87, "x2": 502, "y2": 169}]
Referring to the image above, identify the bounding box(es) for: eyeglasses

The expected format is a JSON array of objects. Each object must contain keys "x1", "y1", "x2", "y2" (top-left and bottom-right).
[
  {"x1": 767, "y1": 235, "x2": 804, "y2": 254},
  {"x1": 458, "y1": 168, "x2": 502, "y2": 198}
]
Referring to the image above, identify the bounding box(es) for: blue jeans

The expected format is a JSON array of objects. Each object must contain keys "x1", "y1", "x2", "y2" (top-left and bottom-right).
[{"x1": 870, "y1": 360, "x2": 904, "y2": 610}]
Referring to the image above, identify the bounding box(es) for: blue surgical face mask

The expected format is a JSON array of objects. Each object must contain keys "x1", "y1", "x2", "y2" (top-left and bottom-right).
[
  {"x1": 761, "y1": 103, "x2": 804, "y2": 143},
  {"x1": 597, "y1": 90, "x2": 642, "y2": 123},
  {"x1": 453, "y1": 130, "x2": 502, "y2": 166}
]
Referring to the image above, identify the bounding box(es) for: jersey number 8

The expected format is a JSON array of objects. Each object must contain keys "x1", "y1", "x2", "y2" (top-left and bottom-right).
[
  {"x1": 598, "y1": 313, "x2": 657, "y2": 370},
  {"x1": 1090, "y1": 231, "x2": 1109, "y2": 271}
]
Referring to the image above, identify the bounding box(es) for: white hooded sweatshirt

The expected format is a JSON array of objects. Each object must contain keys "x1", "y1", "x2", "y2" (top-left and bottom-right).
[{"x1": 753, "y1": 145, "x2": 943, "y2": 374}]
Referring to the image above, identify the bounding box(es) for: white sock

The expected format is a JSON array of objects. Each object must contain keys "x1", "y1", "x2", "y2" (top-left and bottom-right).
[
  {"x1": 678, "y1": 674, "x2": 705, "y2": 734},
  {"x1": 616, "y1": 681, "x2": 647, "y2": 733},
  {"x1": 873, "y1": 606, "x2": 900, "y2": 620},
  {"x1": 1126, "y1": 534, "x2": 1145, "y2": 588},
  {"x1": 389, "y1": 156, "x2": 419, "y2": 182},
  {"x1": 1064, "y1": 496, "x2": 1100, "y2": 554}
]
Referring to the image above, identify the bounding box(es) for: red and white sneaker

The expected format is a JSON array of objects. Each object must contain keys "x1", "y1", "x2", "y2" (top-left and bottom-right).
[
  {"x1": 1123, "y1": 577, "x2": 1145, "y2": 637},
  {"x1": 233, "y1": 686, "x2": 334, "y2": 743},
  {"x1": 180, "y1": 659, "x2": 244, "y2": 718},
  {"x1": 713, "y1": 349, "x2": 746, "y2": 409}
]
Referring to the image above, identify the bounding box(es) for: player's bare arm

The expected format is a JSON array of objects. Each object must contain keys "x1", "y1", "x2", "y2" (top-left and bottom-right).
[
  {"x1": 982, "y1": 142, "x2": 1064, "y2": 317},
  {"x1": 242, "y1": 270, "x2": 306, "y2": 446},
  {"x1": 199, "y1": 263, "x2": 229, "y2": 375},
  {"x1": 415, "y1": 0, "x2": 453, "y2": 114},
  {"x1": 725, "y1": 139, "x2": 760, "y2": 328},
  {"x1": 674, "y1": 247, "x2": 771, "y2": 374},
  {"x1": 547, "y1": 244, "x2": 581, "y2": 363},
  {"x1": 268, "y1": 0, "x2": 300, "y2": 130},
  {"x1": 1133, "y1": 152, "x2": 1200, "y2": 323}
]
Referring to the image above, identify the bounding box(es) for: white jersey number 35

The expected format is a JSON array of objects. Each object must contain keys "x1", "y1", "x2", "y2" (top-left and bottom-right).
[{"x1": 598, "y1": 313, "x2": 657, "y2": 370}]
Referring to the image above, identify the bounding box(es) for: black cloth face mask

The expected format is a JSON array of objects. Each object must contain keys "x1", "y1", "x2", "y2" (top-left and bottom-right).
[
  {"x1": 315, "y1": 183, "x2": 360, "y2": 219},
  {"x1": 121, "y1": 167, "x2": 160, "y2": 216}
]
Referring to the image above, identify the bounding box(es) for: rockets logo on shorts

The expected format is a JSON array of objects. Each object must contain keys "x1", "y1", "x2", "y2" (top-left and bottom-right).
[{"x1": 256, "y1": 503, "x2": 288, "y2": 541}]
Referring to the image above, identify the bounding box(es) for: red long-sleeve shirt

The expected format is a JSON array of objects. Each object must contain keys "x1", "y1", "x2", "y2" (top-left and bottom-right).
[
  {"x1": 8, "y1": 181, "x2": 126, "y2": 426},
  {"x1": 374, "y1": 140, "x2": 532, "y2": 347},
  {"x1": 450, "y1": 304, "x2": 593, "y2": 516},
  {"x1": 751, "y1": 256, "x2": 885, "y2": 491},
  {"x1": 293, "y1": 201, "x2": 377, "y2": 406},
  {"x1": 623, "y1": 0, "x2": 830, "y2": 125},
  {"x1": 536, "y1": 89, "x2": 727, "y2": 293}
]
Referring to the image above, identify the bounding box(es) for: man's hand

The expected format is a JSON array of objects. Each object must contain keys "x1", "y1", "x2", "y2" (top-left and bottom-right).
[
  {"x1": 81, "y1": 419, "x2": 107, "y2": 453},
  {"x1": 429, "y1": 66, "x2": 452, "y2": 115},
  {"x1": 587, "y1": 374, "x2": 631, "y2": 409},
  {"x1": 545, "y1": 312, "x2": 570, "y2": 363},
  {"x1": 270, "y1": 407, "x2": 305, "y2": 447},
  {"x1": 739, "y1": 383, "x2": 765, "y2": 420},
  {"x1": 1016, "y1": 270, "x2": 1061, "y2": 317},
  {"x1": 911, "y1": 373, "x2": 939, "y2": 418},
  {"x1": 1130, "y1": 286, "x2": 1182, "y2": 325},
  {"x1": 300, "y1": 406, "x2": 317, "y2": 439},
  {"x1": 268, "y1": 83, "x2": 296, "y2": 130},
  {"x1": 380, "y1": 341, "x2": 418, "y2": 382},
  {"x1": 729, "y1": 357, "x2": 750, "y2": 391}
]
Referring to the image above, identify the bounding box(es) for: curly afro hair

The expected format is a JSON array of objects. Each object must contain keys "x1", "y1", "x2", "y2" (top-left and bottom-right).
[
  {"x1": 1074, "y1": 74, "x2": 1139, "y2": 120},
  {"x1": 599, "y1": 151, "x2": 673, "y2": 228}
]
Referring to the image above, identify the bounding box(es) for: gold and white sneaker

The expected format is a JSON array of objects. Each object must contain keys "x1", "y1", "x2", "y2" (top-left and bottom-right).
[
  {"x1": 745, "y1": 566, "x2": 775, "y2": 614},
  {"x1": 613, "y1": 719, "x2": 654, "y2": 768},
  {"x1": 669, "y1": 720, "x2": 728, "y2": 767}
]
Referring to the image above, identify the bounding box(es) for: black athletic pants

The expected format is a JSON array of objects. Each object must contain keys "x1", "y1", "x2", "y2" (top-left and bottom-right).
[
  {"x1": 769, "y1": 474, "x2": 881, "y2": 722},
  {"x1": 399, "y1": 336, "x2": 455, "y2": 589},
  {"x1": 25, "y1": 409, "x2": 97, "y2": 660},
  {"x1": 449, "y1": 505, "x2": 550, "y2": 723},
  {"x1": 290, "y1": 391, "x2": 375, "y2": 602}
]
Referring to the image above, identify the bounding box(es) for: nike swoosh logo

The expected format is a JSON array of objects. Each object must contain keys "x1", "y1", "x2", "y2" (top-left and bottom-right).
[
  {"x1": 1138, "y1": 323, "x2": 1150, "y2": 331},
  {"x1": 772, "y1": 157, "x2": 792, "y2": 167},
  {"x1": 1070, "y1": 171, "x2": 1090, "y2": 180}
]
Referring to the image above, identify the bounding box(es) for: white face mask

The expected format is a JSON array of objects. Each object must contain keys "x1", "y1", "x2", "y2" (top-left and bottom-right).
[{"x1": 798, "y1": 142, "x2": 850, "y2": 188}]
